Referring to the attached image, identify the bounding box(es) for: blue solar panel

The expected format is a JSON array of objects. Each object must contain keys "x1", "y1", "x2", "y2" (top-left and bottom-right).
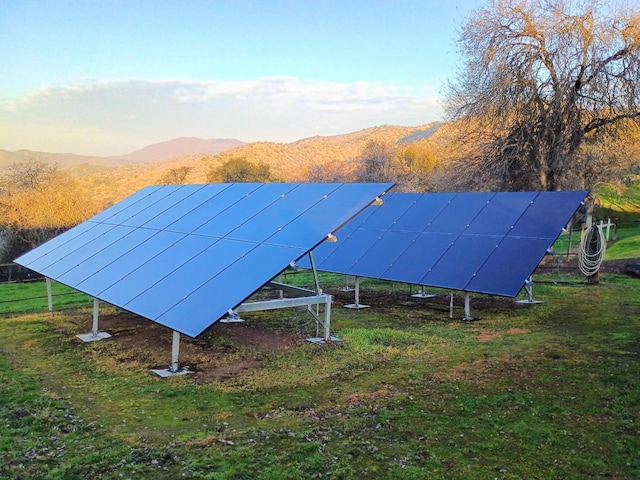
[
  {"x1": 267, "y1": 184, "x2": 383, "y2": 248},
  {"x1": 15, "y1": 182, "x2": 394, "y2": 337},
  {"x1": 193, "y1": 183, "x2": 299, "y2": 238},
  {"x1": 164, "y1": 183, "x2": 257, "y2": 234},
  {"x1": 312, "y1": 228, "x2": 382, "y2": 272},
  {"x1": 89, "y1": 186, "x2": 164, "y2": 224},
  {"x1": 75, "y1": 230, "x2": 187, "y2": 296},
  {"x1": 420, "y1": 234, "x2": 500, "y2": 290},
  {"x1": 96, "y1": 233, "x2": 219, "y2": 306},
  {"x1": 13, "y1": 221, "x2": 98, "y2": 267},
  {"x1": 101, "y1": 186, "x2": 176, "y2": 226},
  {"x1": 426, "y1": 192, "x2": 495, "y2": 234},
  {"x1": 465, "y1": 237, "x2": 553, "y2": 296},
  {"x1": 156, "y1": 243, "x2": 306, "y2": 337},
  {"x1": 347, "y1": 230, "x2": 418, "y2": 279},
  {"x1": 26, "y1": 223, "x2": 118, "y2": 274},
  {"x1": 382, "y1": 232, "x2": 456, "y2": 284},
  {"x1": 308, "y1": 191, "x2": 587, "y2": 297},
  {"x1": 391, "y1": 193, "x2": 456, "y2": 233},
  {"x1": 358, "y1": 194, "x2": 416, "y2": 231},
  {"x1": 142, "y1": 184, "x2": 226, "y2": 230},
  {"x1": 119, "y1": 185, "x2": 207, "y2": 228}
]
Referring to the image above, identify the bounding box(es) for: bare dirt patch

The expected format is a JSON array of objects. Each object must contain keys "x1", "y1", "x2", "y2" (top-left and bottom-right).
[
  {"x1": 86, "y1": 311, "x2": 305, "y2": 381},
  {"x1": 474, "y1": 327, "x2": 531, "y2": 342}
]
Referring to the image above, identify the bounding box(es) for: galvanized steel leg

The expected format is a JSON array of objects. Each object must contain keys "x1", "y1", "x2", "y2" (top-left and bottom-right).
[
  {"x1": 92, "y1": 298, "x2": 99, "y2": 337},
  {"x1": 170, "y1": 331, "x2": 180, "y2": 373},
  {"x1": 323, "y1": 295, "x2": 332, "y2": 342},
  {"x1": 344, "y1": 277, "x2": 369, "y2": 309},
  {"x1": 46, "y1": 277, "x2": 53, "y2": 317},
  {"x1": 450, "y1": 292, "x2": 454, "y2": 319},
  {"x1": 463, "y1": 293, "x2": 473, "y2": 322}
]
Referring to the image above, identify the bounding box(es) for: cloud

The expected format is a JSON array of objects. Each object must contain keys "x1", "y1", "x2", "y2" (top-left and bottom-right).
[{"x1": 0, "y1": 78, "x2": 444, "y2": 156}]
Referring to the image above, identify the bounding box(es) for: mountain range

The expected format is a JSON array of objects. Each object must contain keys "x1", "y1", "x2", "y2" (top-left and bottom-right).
[{"x1": 0, "y1": 123, "x2": 444, "y2": 207}]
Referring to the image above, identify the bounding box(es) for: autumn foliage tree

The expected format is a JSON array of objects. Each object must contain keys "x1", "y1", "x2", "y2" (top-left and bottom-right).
[
  {"x1": 157, "y1": 166, "x2": 193, "y2": 184},
  {"x1": 444, "y1": 0, "x2": 640, "y2": 191},
  {"x1": 351, "y1": 139, "x2": 441, "y2": 191},
  {"x1": 206, "y1": 157, "x2": 273, "y2": 183},
  {"x1": 0, "y1": 159, "x2": 99, "y2": 261}
]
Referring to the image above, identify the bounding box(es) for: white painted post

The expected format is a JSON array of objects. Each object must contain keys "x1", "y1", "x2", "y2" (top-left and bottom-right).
[
  {"x1": 46, "y1": 277, "x2": 53, "y2": 317},
  {"x1": 354, "y1": 277, "x2": 361, "y2": 306},
  {"x1": 170, "y1": 331, "x2": 180, "y2": 373},
  {"x1": 449, "y1": 292, "x2": 454, "y2": 319},
  {"x1": 464, "y1": 293, "x2": 472, "y2": 322},
  {"x1": 92, "y1": 298, "x2": 100, "y2": 337},
  {"x1": 324, "y1": 296, "x2": 332, "y2": 342}
]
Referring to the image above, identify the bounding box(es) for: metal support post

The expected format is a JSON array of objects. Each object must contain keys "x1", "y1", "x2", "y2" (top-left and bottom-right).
[
  {"x1": 515, "y1": 277, "x2": 543, "y2": 304},
  {"x1": 306, "y1": 294, "x2": 340, "y2": 343},
  {"x1": 323, "y1": 294, "x2": 332, "y2": 342},
  {"x1": 170, "y1": 331, "x2": 180, "y2": 373},
  {"x1": 340, "y1": 275, "x2": 355, "y2": 292},
  {"x1": 151, "y1": 330, "x2": 192, "y2": 377},
  {"x1": 308, "y1": 250, "x2": 322, "y2": 295},
  {"x1": 462, "y1": 293, "x2": 474, "y2": 322},
  {"x1": 92, "y1": 297, "x2": 99, "y2": 336},
  {"x1": 344, "y1": 276, "x2": 369, "y2": 309},
  {"x1": 46, "y1": 277, "x2": 53, "y2": 317},
  {"x1": 449, "y1": 291, "x2": 454, "y2": 319},
  {"x1": 76, "y1": 298, "x2": 112, "y2": 342},
  {"x1": 411, "y1": 285, "x2": 436, "y2": 299}
]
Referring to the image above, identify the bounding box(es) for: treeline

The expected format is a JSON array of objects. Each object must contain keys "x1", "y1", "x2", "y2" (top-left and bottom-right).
[{"x1": 0, "y1": 159, "x2": 100, "y2": 263}]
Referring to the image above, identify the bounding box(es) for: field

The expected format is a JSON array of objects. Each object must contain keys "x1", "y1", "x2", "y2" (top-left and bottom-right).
[{"x1": 1, "y1": 225, "x2": 639, "y2": 480}]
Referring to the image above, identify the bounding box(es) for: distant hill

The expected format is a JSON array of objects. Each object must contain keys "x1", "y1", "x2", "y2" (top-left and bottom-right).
[
  {"x1": 0, "y1": 149, "x2": 114, "y2": 171},
  {"x1": 1, "y1": 124, "x2": 445, "y2": 208},
  {"x1": 200, "y1": 124, "x2": 444, "y2": 181},
  {"x1": 0, "y1": 137, "x2": 247, "y2": 172},
  {"x1": 108, "y1": 137, "x2": 247, "y2": 163}
]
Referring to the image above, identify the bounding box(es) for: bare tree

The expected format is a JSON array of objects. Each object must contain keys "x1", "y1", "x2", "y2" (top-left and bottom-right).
[
  {"x1": 444, "y1": 0, "x2": 640, "y2": 191},
  {"x1": 0, "y1": 158, "x2": 99, "y2": 260},
  {"x1": 355, "y1": 140, "x2": 396, "y2": 183},
  {"x1": 157, "y1": 166, "x2": 193, "y2": 185}
]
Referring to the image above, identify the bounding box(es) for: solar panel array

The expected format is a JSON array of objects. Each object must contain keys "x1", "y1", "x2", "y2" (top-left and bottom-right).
[
  {"x1": 15, "y1": 182, "x2": 393, "y2": 337},
  {"x1": 306, "y1": 191, "x2": 587, "y2": 297}
]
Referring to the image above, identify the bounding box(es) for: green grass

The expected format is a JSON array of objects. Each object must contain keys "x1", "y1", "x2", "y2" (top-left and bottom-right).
[
  {"x1": 0, "y1": 280, "x2": 91, "y2": 315},
  {"x1": 552, "y1": 225, "x2": 640, "y2": 262},
  {"x1": 1, "y1": 269, "x2": 639, "y2": 479},
  {"x1": 597, "y1": 183, "x2": 640, "y2": 220},
  {"x1": 1, "y1": 198, "x2": 638, "y2": 479}
]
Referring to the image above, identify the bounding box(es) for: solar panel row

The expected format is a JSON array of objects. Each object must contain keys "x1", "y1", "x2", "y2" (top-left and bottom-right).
[
  {"x1": 307, "y1": 191, "x2": 588, "y2": 297},
  {"x1": 15, "y1": 182, "x2": 394, "y2": 337}
]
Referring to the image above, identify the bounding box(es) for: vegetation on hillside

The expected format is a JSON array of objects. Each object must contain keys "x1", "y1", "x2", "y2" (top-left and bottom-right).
[
  {"x1": 0, "y1": 159, "x2": 100, "y2": 262},
  {"x1": 206, "y1": 157, "x2": 274, "y2": 183}
]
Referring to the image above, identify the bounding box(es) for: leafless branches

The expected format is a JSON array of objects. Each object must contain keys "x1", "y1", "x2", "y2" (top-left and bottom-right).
[{"x1": 444, "y1": 0, "x2": 640, "y2": 191}]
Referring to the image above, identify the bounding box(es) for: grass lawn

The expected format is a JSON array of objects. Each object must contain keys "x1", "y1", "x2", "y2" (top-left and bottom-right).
[{"x1": 1, "y1": 221, "x2": 639, "y2": 479}]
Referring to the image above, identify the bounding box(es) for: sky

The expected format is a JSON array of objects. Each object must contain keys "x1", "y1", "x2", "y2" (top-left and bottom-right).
[{"x1": 0, "y1": 0, "x2": 480, "y2": 156}]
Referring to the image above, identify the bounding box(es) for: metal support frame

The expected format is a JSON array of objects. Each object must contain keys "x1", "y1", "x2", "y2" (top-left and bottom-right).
[
  {"x1": 233, "y1": 294, "x2": 336, "y2": 343},
  {"x1": 224, "y1": 251, "x2": 339, "y2": 344},
  {"x1": 411, "y1": 285, "x2": 436, "y2": 299},
  {"x1": 515, "y1": 277, "x2": 543, "y2": 305},
  {"x1": 77, "y1": 298, "x2": 112, "y2": 342},
  {"x1": 344, "y1": 276, "x2": 369, "y2": 309},
  {"x1": 151, "y1": 330, "x2": 192, "y2": 377}
]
